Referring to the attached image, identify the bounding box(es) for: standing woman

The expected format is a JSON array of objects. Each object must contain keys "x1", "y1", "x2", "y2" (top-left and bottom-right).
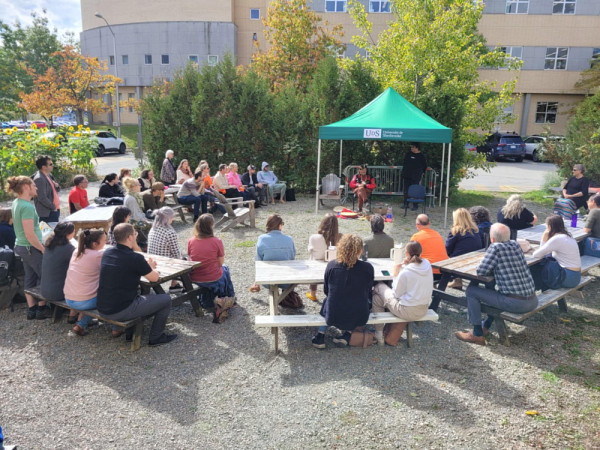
[
  {"x1": 445, "y1": 208, "x2": 483, "y2": 290},
  {"x1": 306, "y1": 213, "x2": 342, "y2": 302},
  {"x1": 148, "y1": 207, "x2": 184, "y2": 292},
  {"x1": 562, "y1": 164, "x2": 590, "y2": 212},
  {"x1": 98, "y1": 173, "x2": 124, "y2": 198},
  {"x1": 497, "y1": 194, "x2": 538, "y2": 239},
  {"x1": 176, "y1": 159, "x2": 193, "y2": 184},
  {"x1": 311, "y1": 234, "x2": 374, "y2": 349},
  {"x1": 160, "y1": 149, "x2": 176, "y2": 185},
  {"x1": 6, "y1": 176, "x2": 51, "y2": 320},
  {"x1": 63, "y1": 229, "x2": 107, "y2": 336}
]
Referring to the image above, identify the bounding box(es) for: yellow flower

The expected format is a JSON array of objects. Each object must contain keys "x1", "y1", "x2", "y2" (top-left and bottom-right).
[
  {"x1": 4, "y1": 129, "x2": 12, "y2": 136},
  {"x1": 42, "y1": 138, "x2": 49, "y2": 145},
  {"x1": 26, "y1": 135, "x2": 31, "y2": 140},
  {"x1": 31, "y1": 123, "x2": 38, "y2": 129},
  {"x1": 78, "y1": 124, "x2": 83, "y2": 130},
  {"x1": 85, "y1": 127, "x2": 90, "y2": 132},
  {"x1": 95, "y1": 130, "x2": 99, "y2": 135},
  {"x1": 12, "y1": 126, "x2": 18, "y2": 132},
  {"x1": 13, "y1": 157, "x2": 18, "y2": 162},
  {"x1": 42, "y1": 127, "x2": 48, "y2": 133},
  {"x1": 74, "y1": 150, "x2": 79, "y2": 155},
  {"x1": 16, "y1": 141, "x2": 22, "y2": 147},
  {"x1": 74, "y1": 132, "x2": 81, "y2": 137},
  {"x1": 68, "y1": 126, "x2": 74, "y2": 131}
]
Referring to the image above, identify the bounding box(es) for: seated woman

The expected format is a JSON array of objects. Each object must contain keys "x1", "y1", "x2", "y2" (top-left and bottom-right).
[
  {"x1": 176, "y1": 159, "x2": 193, "y2": 184},
  {"x1": 311, "y1": 234, "x2": 374, "y2": 349},
  {"x1": 40, "y1": 222, "x2": 77, "y2": 322},
  {"x1": 226, "y1": 162, "x2": 254, "y2": 202},
  {"x1": 0, "y1": 208, "x2": 16, "y2": 249},
  {"x1": 187, "y1": 214, "x2": 235, "y2": 316},
  {"x1": 445, "y1": 208, "x2": 484, "y2": 290},
  {"x1": 138, "y1": 169, "x2": 155, "y2": 192},
  {"x1": 117, "y1": 168, "x2": 131, "y2": 194},
  {"x1": 107, "y1": 206, "x2": 141, "y2": 251},
  {"x1": 372, "y1": 241, "x2": 432, "y2": 346},
  {"x1": 497, "y1": 194, "x2": 537, "y2": 240},
  {"x1": 469, "y1": 206, "x2": 492, "y2": 248},
  {"x1": 142, "y1": 182, "x2": 166, "y2": 214},
  {"x1": 307, "y1": 213, "x2": 342, "y2": 302},
  {"x1": 123, "y1": 177, "x2": 152, "y2": 248},
  {"x1": 98, "y1": 173, "x2": 125, "y2": 198},
  {"x1": 563, "y1": 164, "x2": 589, "y2": 212},
  {"x1": 148, "y1": 207, "x2": 184, "y2": 292},
  {"x1": 531, "y1": 214, "x2": 581, "y2": 290},
  {"x1": 63, "y1": 229, "x2": 107, "y2": 336}
]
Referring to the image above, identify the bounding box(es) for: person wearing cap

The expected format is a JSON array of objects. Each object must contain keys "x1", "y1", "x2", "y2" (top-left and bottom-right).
[
  {"x1": 241, "y1": 164, "x2": 266, "y2": 207},
  {"x1": 257, "y1": 162, "x2": 286, "y2": 204}
]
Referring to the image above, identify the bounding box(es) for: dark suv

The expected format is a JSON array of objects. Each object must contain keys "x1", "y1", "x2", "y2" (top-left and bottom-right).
[{"x1": 477, "y1": 132, "x2": 526, "y2": 162}]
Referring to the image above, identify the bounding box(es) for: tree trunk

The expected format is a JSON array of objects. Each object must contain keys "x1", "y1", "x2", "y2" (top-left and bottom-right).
[{"x1": 75, "y1": 109, "x2": 84, "y2": 125}]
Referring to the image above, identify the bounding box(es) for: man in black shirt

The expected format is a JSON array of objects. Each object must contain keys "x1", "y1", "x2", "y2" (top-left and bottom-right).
[
  {"x1": 97, "y1": 223, "x2": 177, "y2": 347},
  {"x1": 240, "y1": 164, "x2": 266, "y2": 207},
  {"x1": 402, "y1": 143, "x2": 427, "y2": 210}
]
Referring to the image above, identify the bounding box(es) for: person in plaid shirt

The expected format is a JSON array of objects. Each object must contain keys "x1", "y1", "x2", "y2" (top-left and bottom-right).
[
  {"x1": 456, "y1": 223, "x2": 537, "y2": 345},
  {"x1": 147, "y1": 207, "x2": 184, "y2": 293}
]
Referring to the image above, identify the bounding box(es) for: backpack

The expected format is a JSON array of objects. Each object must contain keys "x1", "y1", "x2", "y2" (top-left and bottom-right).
[
  {"x1": 540, "y1": 256, "x2": 565, "y2": 290},
  {"x1": 0, "y1": 246, "x2": 15, "y2": 285}
]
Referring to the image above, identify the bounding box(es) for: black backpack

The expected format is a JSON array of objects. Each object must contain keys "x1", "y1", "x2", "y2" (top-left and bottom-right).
[{"x1": 0, "y1": 246, "x2": 15, "y2": 285}]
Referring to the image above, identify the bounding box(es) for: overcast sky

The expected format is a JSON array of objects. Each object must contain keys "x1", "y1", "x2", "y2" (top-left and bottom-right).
[{"x1": 0, "y1": 0, "x2": 82, "y2": 39}]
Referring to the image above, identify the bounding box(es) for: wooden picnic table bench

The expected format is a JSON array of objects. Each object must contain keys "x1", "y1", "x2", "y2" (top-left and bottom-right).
[
  {"x1": 517, "y1": 221, "x2": 589, "y2": 244},
  {"x1": 63, "y1": 204, "x2": 118, "y2": 234}
]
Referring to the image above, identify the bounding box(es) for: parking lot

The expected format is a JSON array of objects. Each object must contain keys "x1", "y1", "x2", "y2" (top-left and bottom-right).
[{"x1": 459, "y1": 159, "x2": 557, "y2": 192}]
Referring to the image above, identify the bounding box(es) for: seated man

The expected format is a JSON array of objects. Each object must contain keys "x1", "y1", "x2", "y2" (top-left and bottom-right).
[
  {"x1": 455, "y1": 223, "x2": 537, "y2": 346},
  {"x1": 257, "y1": 161, "x2": 286, "y2": 204},
  {"x1": 410, "y1": 214, "x2": 448, "y2": 281},
  {"x1": 349, "y1": 164, "x2": 376, "y2": 213},
  {"x1": 97, "y1": 223, "x2": 177, "y2": 347},
  {"x1": 177, "y1": 172, "x2": 208, "y2": 222},
  {"x1": 142, "y1": 182, "x2": 166, "y2": 214},
  {"x1": 363, "y1": 214, "x2": 394, "y2": 258},
  {"x1": 240, "y1": 164, "x2": 267, "y2": 207},
  {"x1": 584, "y1": 194, "x2": 600, "y2": 237},
  {"x1": 68, "y1": 175, "x2": 89, "y2": 213}
]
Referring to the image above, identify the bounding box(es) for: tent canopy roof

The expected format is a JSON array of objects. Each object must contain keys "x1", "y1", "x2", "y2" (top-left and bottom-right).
[{"x1": 318, "y1": 87, "x2": 452, "y2": 143}]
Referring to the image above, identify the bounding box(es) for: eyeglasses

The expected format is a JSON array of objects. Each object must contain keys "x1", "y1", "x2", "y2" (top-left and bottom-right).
[
  {"x1": 573, "y1": 169, "x2": 579, "y2": 172},
  {"x1": 47, "y1": 162, "x2": 54, "y2": 166}
]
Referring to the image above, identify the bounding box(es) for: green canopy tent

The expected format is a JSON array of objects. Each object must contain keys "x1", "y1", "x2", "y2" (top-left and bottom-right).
[{"x1": 316, "y1": 87, "x2": 453, "y2": 226}]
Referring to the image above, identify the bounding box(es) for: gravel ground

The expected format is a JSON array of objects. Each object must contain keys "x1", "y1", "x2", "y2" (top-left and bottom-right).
[{"x1": 1, "y1": 189, "x2": 599, "y2": 449}]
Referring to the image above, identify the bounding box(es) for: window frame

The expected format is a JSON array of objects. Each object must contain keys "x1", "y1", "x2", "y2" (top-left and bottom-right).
[
  {"x1": 208, "y1": 55, "x2": 218, "y2": 66},
  {"x1": 128, "y1": 92, "x2": 135, "y2": 113},
  {"x1": 591, "y1": 48, "x2": 600, "y2": 68},
  {"x1": 161, "y1": 54, "x2": 170, "y2": 65},
  {"x1": 144, "y1": 54, "x2": 152, "y2": 65},
  {"x1": 544, "y1": 47, "x2": 568, "y2": 70},
  {"x1": 189, "y1": 55, "x2": 199, "y2": 64},
  {"x1": 109, "y1": 55, "x2": 115, "y2": 65},
  {"x1": 250, "y1": 8, "x2": 260, "y2": 19},
  {"x1": 553, "y1": 0, "x2": 576, "y2": 14},
  {"x1": 325, "y1": 0, "x2": 347, "y2": 13},
  {"x1": 122, "y1": 55, "x2": 129, "y2": 65},
  {"x1": 535, "y1": 102, "x2": 558, "y2": 124},
  {"x1": 505, "y1": 0, "x2": 529, "y2": 14},
  {"x1": 368, "y1": 0, "x2": 390, "y2": 13}
]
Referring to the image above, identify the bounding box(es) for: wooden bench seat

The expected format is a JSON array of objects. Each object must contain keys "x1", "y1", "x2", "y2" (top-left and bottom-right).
[
  {"x1": 255, "y1": 310, "x2": 438, "y2": 348},
  {"x1": 580, "y1": 255, "x2": 600, "y2": 274},
  {"x1": 24, "y1": 287, "x2": 145, "y2": 351}
]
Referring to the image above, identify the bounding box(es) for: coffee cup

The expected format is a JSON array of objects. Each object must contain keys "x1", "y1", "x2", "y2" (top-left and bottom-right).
[
  {"x1": 325, "y1": 246, "x2": 337, "y2": 262},
  {"x1": 390, "y1": 243, "x2": 404, "y2": 265}
]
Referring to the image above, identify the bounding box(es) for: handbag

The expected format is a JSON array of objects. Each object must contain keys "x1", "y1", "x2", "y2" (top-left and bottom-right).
[
  {"x1": 582, "y1": 236, "x2": 600, "y2": 258},
  {"x1": 280, "y1": 290, "x2": 303, "y2": 309},
  {"x1": 539, "y1": 256, "x2": 566, "y2": 290},
  {"x1": 349, "y1": 326, "x2": 377, "y2": 347},
  {"x1": 285, "y1": 188, "x2": 296, "y2": 202},
  {"x1": 213, "y1": 296, "x2": 236, "y2": 324}
]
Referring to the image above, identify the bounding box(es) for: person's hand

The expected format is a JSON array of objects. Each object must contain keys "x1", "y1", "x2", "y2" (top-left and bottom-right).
[
  {"x1": 403, "y1": 256, "x2": 411, "y2": 265},
  {"x1": 257, "y1": 183, "x2": 263, "y2": 188},
  {"x1": 147, "y1": 257, "x2": 157, "y2": 269}
]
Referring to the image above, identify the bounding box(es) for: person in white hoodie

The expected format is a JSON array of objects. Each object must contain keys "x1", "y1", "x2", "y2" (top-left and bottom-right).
[{"x1": 371, "y1": 241, "x2": 433, "y2": 346}]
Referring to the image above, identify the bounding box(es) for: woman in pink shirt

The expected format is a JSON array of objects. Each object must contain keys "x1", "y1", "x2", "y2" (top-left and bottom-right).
[
  {"x1": 63, "y1": 229, "x2": 107, "y2": 336},
  {"x1": 227, "y1": 162, "x2": 254, "y2": 202}
]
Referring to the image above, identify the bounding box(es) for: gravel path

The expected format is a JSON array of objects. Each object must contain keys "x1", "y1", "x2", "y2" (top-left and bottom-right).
[{"x1": 1, "y1": 191, "x2": 599, "y2": 449}]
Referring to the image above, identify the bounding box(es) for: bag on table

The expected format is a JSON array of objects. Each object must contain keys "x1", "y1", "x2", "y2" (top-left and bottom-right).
[
  {"x1": 582, "y1": 236, "x2": 600, "y2": 258},
  {"x1": 280, "y1": 290, "x2": 303, "y2": 309},
  {"x1": 349, "y1": 326, "x2": 377, "y2": 347},
  {"x1": 212, "y1": 296, "x2": 236, "y2": 324}
]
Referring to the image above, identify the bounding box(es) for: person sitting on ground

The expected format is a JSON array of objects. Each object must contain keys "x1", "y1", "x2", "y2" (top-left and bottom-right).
[
  {"x1": 160, "y1": 149, "x2": 176, "y2": 185},
  {"x1": 63, "y1": 229, "x2": 107, "y2": 336},
  {"x1": 307, "y1": 213, "x2": 343, "y2": 302},
  {"x1": 240, "y1": 164, "x2": 266, "y2": 207},
  {"x1": 142, "y1": 182, "x2": 166, "y2": 214},
  {"x1": 98, "y1": 173, "x2": 125, "y2": 198},
  {"x1": 562, "y1": 164, "x2": 589, "y2": 212},
  {"x1": 349, "y1": 164, "x2": 376, "y2": 213},
  {"x1": 311, "y1": 234, "x2": 374, "y2": 349},
  {"x1": 138, "y1": 169, "x2": 155, "y2": 192},
  {"x1": 40, "y1": 221, "x2": 77, "y2": 323},
  {"x1": 0, "y1": 208, "x2": 16, "y2": 249},
  {"x1": 530, "y1": 214, "x2": 581, "y2": 290},
  {"x1": 6, "y1": 176, "x2": 51, "y2": 320},
  {"x1": 148, "y1": 207, "x2": 185, "y2": 293},
  {"x1": 257, "y1": 162, "x2": 286, "y2": 204},
  {"x1": 107, "y1": 206, "x2": 141, "y2": 251},
  {"x1": 97, "y1": 223, "x2": 177, "y2": 346},
  {"x1": 362, "y1": 214, "x2": 394, "y2": 258},
  {"x1": 444, "y1": 208, "x2": 484, "y2": 290},
  {"x1": 469, "y1": 206, "x2": 493, "y2": 248},
  {"x1": 187, "y1": 214, "x2": 235, "y2": 315},
  {"x1": 177, "y1": 171, "x2": 208, "y2": 222},
  {"x1": 176, "y1": 159, "x2": 193, "y2": 184},
  {"x1": 68, "y1": 175, "x2": 89, "y2": 214},
  {"x1": 455, "y1": 223, "x2": 537, "y2": 346},
  {"x1": 249, "y1": 214, "x2": 296, "y2": 294},
  {"x1": 584, "y1": 194, "x2": 600, "y2": 238},
  {"x1": 226, "y1": 162, "x2": 255, "y2": 203},
  {"x1": 410, "y1": 214, "x2": 448, "y2": 281},
  {"x1": 372, "y1": 241, "x2": 432, "y2": 346},
  {"x1": 497, "y1": 194, "x2": 538, "y2": 239},
  {"x1": 213, "y1": 163, "x2": 241, "y2": 199}
]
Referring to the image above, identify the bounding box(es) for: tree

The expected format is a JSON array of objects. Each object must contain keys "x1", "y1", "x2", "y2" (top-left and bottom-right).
[
  {"x1": 19, "y1": 46, "x2": 121, "y2": 125},
  {"x1": 251, "y1": 0, "x2": 345, "y2": 92},
  {"x1": 347, "y1": 0, "x2": 520, "y2": 182}
]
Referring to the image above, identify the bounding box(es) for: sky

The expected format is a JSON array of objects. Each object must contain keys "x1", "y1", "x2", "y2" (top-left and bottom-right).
[{"x1": 0, "y1": 0, "x2": 82, "y2": 38}]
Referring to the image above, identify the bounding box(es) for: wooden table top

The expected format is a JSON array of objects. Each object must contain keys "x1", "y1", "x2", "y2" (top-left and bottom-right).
[
  {"x1": 517, "y1": 223, "x2": 589, "y2": 244},
  {"x1": 140, "y1": 253, "x2": 201, "y2": 284},
  {"x1": 64, "y1": 204, "x2": 118, "y2": 224},
  {"x1": 255, "y1": 258, "x2": 395, "y2": 285}
]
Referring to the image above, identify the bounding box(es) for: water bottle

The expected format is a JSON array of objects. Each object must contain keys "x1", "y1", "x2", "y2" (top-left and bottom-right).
[
  {"x1": 386, "y1": 205, "x2": 393, "y2": 221},
  {"x1": 361, "y1": 244, "x2": 368, "y2": 261},
  {"x1": 570, "y1": 212, "x2": 577, "y2": 228}
]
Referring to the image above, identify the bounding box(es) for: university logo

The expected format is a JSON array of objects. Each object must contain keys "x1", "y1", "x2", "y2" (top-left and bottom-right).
[{"x1": 363, "y1": 128, "x2": 382, "y2": 139}]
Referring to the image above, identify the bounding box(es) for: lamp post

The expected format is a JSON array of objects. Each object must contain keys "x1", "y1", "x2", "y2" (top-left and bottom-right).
[{"x1": 94, "y1": 12, "x2": 121, "y2": 138}]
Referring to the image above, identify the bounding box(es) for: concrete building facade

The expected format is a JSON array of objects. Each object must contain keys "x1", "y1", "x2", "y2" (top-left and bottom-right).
[{"x1": 80, "y1": 0, "x2": 600, "y2": 136}]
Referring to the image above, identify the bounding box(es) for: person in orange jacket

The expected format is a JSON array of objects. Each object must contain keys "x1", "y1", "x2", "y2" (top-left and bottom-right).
[{"x1": 349, "y1": 164, "x2": 376, "y2": 213}]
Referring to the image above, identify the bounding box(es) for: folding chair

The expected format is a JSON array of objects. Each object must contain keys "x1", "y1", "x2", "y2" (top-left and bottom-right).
[{"x1": 403, "y1": 184, "x2": 426, "y2": 216}]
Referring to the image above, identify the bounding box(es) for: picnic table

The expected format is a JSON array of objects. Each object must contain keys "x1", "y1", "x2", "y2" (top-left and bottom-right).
[
  {"x1": 63, "y1": 204, "x2": 118, "y2": 234},
  {"x1": 517, "y1": 221, "x2": 589, "y2": 244}
]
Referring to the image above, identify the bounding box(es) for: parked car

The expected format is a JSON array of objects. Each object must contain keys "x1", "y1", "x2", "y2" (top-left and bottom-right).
[
  {"x1": 523, "y1": 135, "x2": 564, "y2": 162},
  {"x1": 90, "y1": 130, "x2": 126, "y2": 156},
  {"x1": 476, "y1": 132, "x2": 526, "y2": 162},
  {"x1": 28, "y1": 120, "x2": 47, "y2": 129}
]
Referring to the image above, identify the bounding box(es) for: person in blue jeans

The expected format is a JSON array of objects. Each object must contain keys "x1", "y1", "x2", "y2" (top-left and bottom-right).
[{"x1": 177, "y1": 171, "x2": 208, "y2": 222}]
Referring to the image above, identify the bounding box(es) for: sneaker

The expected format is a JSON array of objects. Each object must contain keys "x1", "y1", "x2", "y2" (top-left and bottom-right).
[
  {"x1": 169, "y1": 283, "x2": 184, "y2": 293},
  {"x1": 149, "y1": 333, "x2": 178, "y2": 347},
  {"x1": 306, "y1": 292, "x2": 318, "y2": 302},
  {"x1": 455, "y1": 330, "x2": 486, "y2": 346},
  {"x1": 67, "y1": 315, "x2": 78, "y2": 324},
  {"x1": 332, "y1": 331, "x2": 351, "y2": 346},
  {"x1": 36, "y1": 306, "x2": 52, "y2": 320},
  {"x1": 311, "y1": 333, "x2": 326, "y2": 349},
  {"x1": 72, "y1": 324, "x2": 88, "y2": 336},
  {"x1": 27, "y1": 306, "x2": 38, "y2": 320}
]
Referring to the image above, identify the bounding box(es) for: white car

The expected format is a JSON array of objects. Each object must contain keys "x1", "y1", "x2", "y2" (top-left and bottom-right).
[
  {"x1": 92, "y1": 130, "x2": 127, "y2": 156},
  {"x1": 523, "y1": 135, "x2": 564, "y2": 162}
]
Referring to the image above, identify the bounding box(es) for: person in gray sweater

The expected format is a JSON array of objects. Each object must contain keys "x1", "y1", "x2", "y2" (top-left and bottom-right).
[{"x1": 362, "y1": 214, "x2": 394, "y2": 258}]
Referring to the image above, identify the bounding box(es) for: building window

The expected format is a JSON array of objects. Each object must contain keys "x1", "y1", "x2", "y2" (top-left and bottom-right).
[
  {"x1": 109, "y1": 55, "x2": 115, "y2": 65},
  {"x1": 369, "y1": 0, "x2": 390, "y2": 12},
  {"x1": 144, "y1": 54, "x2": 152, "y2": 65},
  {"x1": 535, "y1": 102, "x2": 558, "y2": 124},
  {"x1": 189, "y1": 55, "x2": 199, "y2": 64},
  {"x1": 325, "y1": 0, "x2": 347, "y2": 12},
  {"x1": 553, "y1": 0, "x2": 576, "y2": 14},
  {"x1": 128, "y1": 93, "x2": 135, "y2": 113},
  {"x1": 545, "y1": 47, "x2": 568, "y2": 70},
  {"x1": 161, "y1": 54, "x2": 169, "y2": 65},
  {"x1": 118, "y1": 93, "x2": 123, "y2": 113},
  {"x1": 250, "y1": 8, "x2": 260, "y2": 19},
  {"x1": 505, "y1": 0, "x2": 528, "y2": 14},
  {"x1": 208, "y1": 55, "x2": 218, "y2": 66},
  {"x1": 591, "y1": 48, "x2": 600, "y2": 68},
  {"x1": 122, "y1": 55, "x2": 128, "y2": 65}
]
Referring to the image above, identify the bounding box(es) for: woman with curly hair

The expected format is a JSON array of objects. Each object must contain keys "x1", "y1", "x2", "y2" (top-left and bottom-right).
[
  {"x1": 497, "y1": 194, "x2": 537, "y2": 239},
  {"x1": 311, "y1": 234, "x2": 374, "y2": 349},
  {"x1": 469, "y1": 206, "x2": 492, "y2": 248}
]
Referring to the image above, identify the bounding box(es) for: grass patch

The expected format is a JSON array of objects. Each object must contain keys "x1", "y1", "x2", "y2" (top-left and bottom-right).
[
  {"x1": 521, "y1": 190, "x2": 556, "y2": 208},
  {"x1": 233, "y1": 240, "x2": 256, "y2": 248},
  {"x1": 541, "y1": 371, "x2": 560, "y2": 384},
  {"x1": 552, "y1": 364, "x2": 584, "y2": 377},
  {"x1": 450, "y1": 190, "x2": 495, "y2": 208}
]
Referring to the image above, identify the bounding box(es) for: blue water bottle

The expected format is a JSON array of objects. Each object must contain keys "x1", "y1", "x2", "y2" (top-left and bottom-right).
[{"x1": 570, "y1": 212, "x2": 577, "y2": 228}]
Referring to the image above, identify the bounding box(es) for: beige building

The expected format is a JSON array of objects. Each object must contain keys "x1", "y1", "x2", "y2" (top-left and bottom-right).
[{"x1": 81, "y1": 0, "x2": 600, "y2": 136}]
